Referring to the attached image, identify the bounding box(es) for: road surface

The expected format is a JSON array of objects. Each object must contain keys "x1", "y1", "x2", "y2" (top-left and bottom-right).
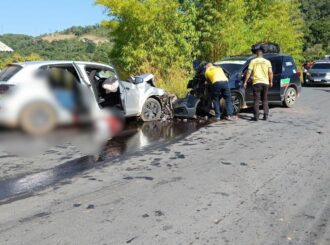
[{"x1": 0, "y1": 86, "x2": 330, "y2": 245}]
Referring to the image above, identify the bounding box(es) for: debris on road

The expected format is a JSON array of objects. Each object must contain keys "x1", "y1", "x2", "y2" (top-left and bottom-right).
[{"x1": 86, "y1": 204, "x2": 95, "y2": 209}]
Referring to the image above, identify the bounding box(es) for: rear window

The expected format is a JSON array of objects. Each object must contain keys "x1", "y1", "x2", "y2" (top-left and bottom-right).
[
  {"x1": 312, "y1": 63, "x2": 330, "y2": 69},
  {"x1": 0, "y1": 65, "x2": 22, "y2": 82},
  {"x1": 269, "y1": 58, "x2": 283, "y2": 74},
  {"x1": 219, "y1": 63, "x2": 244, "y2": 74},
  {"x1": 281, "y1": 56, "x2": 298, "y2": 76}
]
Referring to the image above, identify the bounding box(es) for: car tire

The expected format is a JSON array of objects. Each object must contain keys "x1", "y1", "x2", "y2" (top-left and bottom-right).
[
  {"x1": 283, "y1": 87, "x2": 297, "y2": 108},
  {"x1": 220, "y1": 93, "x2": 242, "y2": 115},
  {"x1": 141, "y1": 98, "x2": 162, "y2": 122},
  {"x1": 20, "y1": 102, "x2": 57, "y2": 135},
  {"x1": 231, "y1": 93, "x2": 243, "y2": 114}
]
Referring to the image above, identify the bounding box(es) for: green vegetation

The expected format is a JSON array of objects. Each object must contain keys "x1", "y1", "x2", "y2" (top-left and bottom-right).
[
  {"x1": 96, "y1": 0, "x2": 199, "y2": 96},
  {"x1": 299, "y1": 0, "x2": 330, "y2": 60},
  {"x1": 97, "y1": 0, "x2": 305, "y2": 96},
  {"x1": 0, "y1": 25, "x2": 111, "y2": 69},
  {"x1": 60, "y1": 24, "x2": 110, "y2": 37},
  {"x1": 1, "y1": 1, "x2": 329, "y2": 96}
]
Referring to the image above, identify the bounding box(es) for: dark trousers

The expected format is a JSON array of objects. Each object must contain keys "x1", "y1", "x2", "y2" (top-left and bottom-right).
[
  {"x1": 253, "y1": 83, "x2": 269, "y2": 117},
  {"x1": 211, "y1": 81, "x2": 233, "y2": 118}
]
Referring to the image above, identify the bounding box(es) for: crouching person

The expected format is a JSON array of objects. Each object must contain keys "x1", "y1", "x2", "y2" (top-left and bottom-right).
[{"x1": 205, "y1": 63, "x2": 236, "y2": 121}]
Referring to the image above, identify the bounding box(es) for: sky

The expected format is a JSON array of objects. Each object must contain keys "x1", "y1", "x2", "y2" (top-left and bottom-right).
[{"x1": 0, "y1": 0, "x2": 108, "y2": 36}]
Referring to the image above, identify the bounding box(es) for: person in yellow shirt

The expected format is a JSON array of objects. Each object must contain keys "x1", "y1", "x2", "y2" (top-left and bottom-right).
[
  {"x1": 205, "y1": 63, "x2": 236, "y2": 121},
  {"x1": 243, "y1": 48, "x2": 273, "y2": 121}
]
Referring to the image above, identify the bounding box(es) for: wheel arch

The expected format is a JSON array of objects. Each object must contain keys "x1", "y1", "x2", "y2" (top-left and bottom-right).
[
  {"x1": 282, "y1": 84, "x2": 298, "y2": 102},
  {"x1": 149, "y1": 96, "x2": 163, "y2": 109},
  {"x1": 287, "y1": 84, "x2": 298, "y2": 93}
]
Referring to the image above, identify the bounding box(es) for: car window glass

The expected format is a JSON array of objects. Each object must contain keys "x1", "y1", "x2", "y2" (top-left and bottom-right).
[
  {"x1": 270, "y1": 58, "x2": 283, "y2": 74},
  {"x1": 45, "y1": 65, "x2": 81, "y2": 91},
  {"x1": 47, "y1": 65, "x2": 80, "y2": 83},
  {"x1": 85, "y1": 67, "x2": 117, "y2": 82},
  {"x1": 0, "y1": 65, "x2": 22, "y2": 82},
  {"x1": 97, "y1": 69, "x2": 116, "y2": 79},
  {"x1": 312, "y1": 63, "x2": 330, "y2": 69},
  {"x1": 219, "y1": 63, "x2": 243, "y2": 74},
  {"x1": 282, "y1": 57, "x2": 297, "y2": 75}
]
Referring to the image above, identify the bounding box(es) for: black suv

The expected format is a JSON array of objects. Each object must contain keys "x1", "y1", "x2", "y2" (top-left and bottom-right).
[
  {"x1": 174, "y1": 53, "x2": 302, "y2": 118},
  {"x1": 223, "y1": 53, "x2": 302, "y2": 113}
]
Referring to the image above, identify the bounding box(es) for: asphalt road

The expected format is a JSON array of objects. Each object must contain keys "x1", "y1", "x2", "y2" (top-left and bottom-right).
[{"x1": 0, "y1": 86, "x2": 330, "y2": 245}]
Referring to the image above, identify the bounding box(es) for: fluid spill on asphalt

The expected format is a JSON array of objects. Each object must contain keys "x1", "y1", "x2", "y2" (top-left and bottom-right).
[
  {"x1": 0, "y1": 120, "x2": 208, "y2": 204},
  {"x1": 101, "y1": 120, "x2": 207, "y2": 159}
]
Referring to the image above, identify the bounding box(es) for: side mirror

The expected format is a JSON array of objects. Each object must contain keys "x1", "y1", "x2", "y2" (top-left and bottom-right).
[
  {"x1": 134, "y1": 77, "x2": 144, "y2": 84},
  {"x1": 133, "y1": 74, "x2": 155, "y2": 85}
]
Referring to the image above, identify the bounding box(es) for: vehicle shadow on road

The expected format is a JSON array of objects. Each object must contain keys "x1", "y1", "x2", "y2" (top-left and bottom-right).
[
  {"x1": 313, "y1": 89, "x2": 330, "y2": 93},
  {"x1": 238, "y1": 105, "x2": 280, "y2": 122}
]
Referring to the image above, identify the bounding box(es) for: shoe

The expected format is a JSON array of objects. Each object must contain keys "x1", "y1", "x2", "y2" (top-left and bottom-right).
[
  {"x1": 263, "y1": 114, "x2": 268, "y2": 121},
  {"x1": 251, "y1": 117, "x2": 259, "y2": 121},
  {"x1": 225, "y1": 116, "x2": 238, "y2": 121}
]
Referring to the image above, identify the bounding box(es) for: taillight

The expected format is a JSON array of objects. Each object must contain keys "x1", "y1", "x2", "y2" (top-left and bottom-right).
[{"x1": 0, "y1": 85, "x2": 11, "y2": 94}]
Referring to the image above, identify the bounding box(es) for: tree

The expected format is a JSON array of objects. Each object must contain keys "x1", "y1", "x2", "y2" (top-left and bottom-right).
[
  {"x1": 96, "y1": 0, "x2": 199, "y2": 93},
  {"x1": 96, "y1": 0, "x2": 304, "y2": 95},
  {"x1": 194, "y1": 0, "x2": 303, "y2": 63},
  {"x1": 247, "y1": 0, "x2": 304, "y2": 63},
  {"x1": 299, "y1": 0, "x2": 330, "y2": 58},
  {"x1": 0, "y1": 53, "x2": 41, "y2": 69},
  {"x1": 196, "y1": 0, "x2": 250, "y2": 62}
]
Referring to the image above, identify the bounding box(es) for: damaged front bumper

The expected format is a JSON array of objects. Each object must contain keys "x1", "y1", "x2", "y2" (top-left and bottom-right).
[{"x1": 174, "y1": 94, "x2": 200, "y2": 119}]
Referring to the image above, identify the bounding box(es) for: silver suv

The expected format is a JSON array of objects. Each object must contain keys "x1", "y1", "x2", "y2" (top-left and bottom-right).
[{"x1": 305, "y1": 60, "x2": 330, "y2": 86}]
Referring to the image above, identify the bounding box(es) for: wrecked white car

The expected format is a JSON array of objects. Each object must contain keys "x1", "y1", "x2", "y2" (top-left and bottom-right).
[{"x1": 0, "y1": 61, "x2": 165, "y2": 134}]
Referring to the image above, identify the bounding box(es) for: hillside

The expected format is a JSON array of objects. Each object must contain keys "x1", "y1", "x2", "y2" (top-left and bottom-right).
[
  {"x1": 0, "y1": 25, "x2": 112, "y2": 66},
  {"x1": 41, "y1": 34, "x2": 109, "y2": 44},
  {"x1": 40, "y1": 25, "x2": 110, "y2": 44}
]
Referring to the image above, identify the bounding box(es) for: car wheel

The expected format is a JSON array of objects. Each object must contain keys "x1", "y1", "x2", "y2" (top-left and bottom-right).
[
  {"x1": 283, "y1": 87, "x2": 297, "y2": 108},
  {"x1": 141, "y1": 98, "x2": 162, "y2": 122},
  {"x1": 231, "y1": 93, "x2": 242, "y2": 114},
  {"x1": 220, "y1": 93, "x2": 242, "y2": 115},
  {"x1": 20, "y1": 102, "x2": 57, "y2": 135}
]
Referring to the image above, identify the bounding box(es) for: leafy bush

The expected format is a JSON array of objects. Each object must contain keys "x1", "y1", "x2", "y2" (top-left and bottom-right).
[
  {"x1": 97, "y1": 0, "x2": 305, "y2": 96},
  {"x1": 96, "y1": 0, "x2": 199, "y2": 96},
  {"x1": 0, "y1": 53, "x2": 41, "y2": 69}
]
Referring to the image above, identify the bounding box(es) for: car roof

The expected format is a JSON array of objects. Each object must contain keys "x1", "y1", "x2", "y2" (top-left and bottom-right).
[
  {"x1": 314, "y1": 59, "x2": 330, "y2": 64},
  {"x1": 219, "y1": 53, "x2": 291, "y2": 63},
  {"x1": 13, "y1": 61, "x2": 115, "y2": 69},
  {"x1": 221, "y1": 55, "x2": 251, "y2": 61}
]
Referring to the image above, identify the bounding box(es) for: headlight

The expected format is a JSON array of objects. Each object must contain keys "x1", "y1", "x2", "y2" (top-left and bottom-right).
[
  {"x1": 306, "y1": 72, "x2": 311, "y2": 76},
  {"x1": 325, "y1": 73, "x2": 330, "y2": 79}
]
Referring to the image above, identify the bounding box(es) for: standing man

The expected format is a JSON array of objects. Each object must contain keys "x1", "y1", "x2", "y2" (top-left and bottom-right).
[
  {"x1": 243, "y1": 48, "x2": 273, "y2": 121},
  {"x1": 205, "y1": 63, "x2": 236, "y2": 121}
]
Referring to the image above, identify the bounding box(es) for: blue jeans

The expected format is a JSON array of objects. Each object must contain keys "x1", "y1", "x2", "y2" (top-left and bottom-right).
[{"x1": 211, "y1": 82, "x2": 233, "y2": 118}]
